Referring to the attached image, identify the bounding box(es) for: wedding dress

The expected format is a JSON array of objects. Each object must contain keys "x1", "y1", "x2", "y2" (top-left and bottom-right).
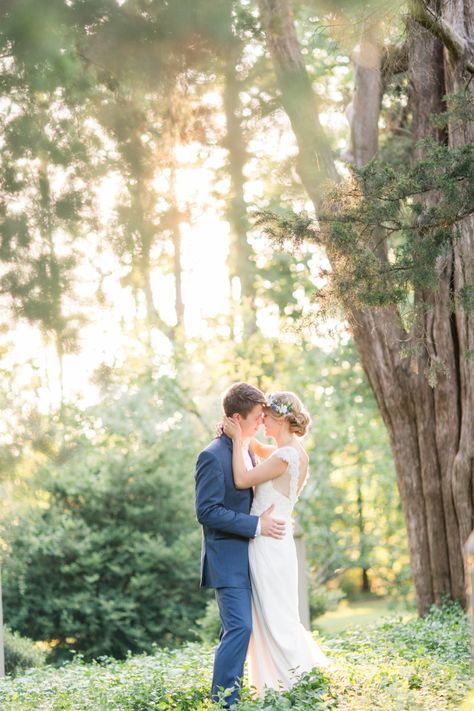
[{"x1": 247, "y1": 446, "x2": 329, "y2": 696}]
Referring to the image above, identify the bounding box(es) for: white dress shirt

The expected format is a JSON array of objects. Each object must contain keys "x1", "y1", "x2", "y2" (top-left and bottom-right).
[{"x1": 243, "y1": 445, "x2": 261, "y2": 537}]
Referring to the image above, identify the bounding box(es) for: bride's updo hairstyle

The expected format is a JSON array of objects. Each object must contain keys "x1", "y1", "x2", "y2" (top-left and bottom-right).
[{"x1": 265, "y1": 391, "x2": 311, "y2": 437}]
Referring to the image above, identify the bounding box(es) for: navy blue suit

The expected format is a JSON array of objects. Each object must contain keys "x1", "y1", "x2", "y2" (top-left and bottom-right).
[{"x1": 195, "y1": 434, "x2": 259, "y2": 707}]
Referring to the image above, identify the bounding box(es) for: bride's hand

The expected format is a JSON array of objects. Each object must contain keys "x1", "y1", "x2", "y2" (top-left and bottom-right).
[{"x1": 223, "y1": 416, "x2": 242, "y2": 441}]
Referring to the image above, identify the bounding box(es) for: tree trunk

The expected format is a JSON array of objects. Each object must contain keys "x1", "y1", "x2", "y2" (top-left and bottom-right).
[
  {"x1": 169, "y1": 165, "x2": 185, "y2": 340},
  {"x1": 258, "y1": 0, "x2": 474, "y2": 612},
  {"x1": 356, "y1": 475, "x2": 371, "y2": 593},
  {"x1": 222, "y1": 39, "x2": 258, "y2": 338},
  {"x1": 0, "y1": 568, "x2": 4, "y2": 678},
  {"x1": 140, "y1": 230, "x2": 175, "y2": 344},
  {"x1": 442, "y1": 0, "x2": 474, "y2": 572},
  {"x1": 39, "y1": 161, "x2": 66, "y2": 417},
  {"x1": 132, "y1": 183, "x2": 175, "y2": 345},
  {"x1": 258, "y1": 0, "x2": 339, "y2": 204}
]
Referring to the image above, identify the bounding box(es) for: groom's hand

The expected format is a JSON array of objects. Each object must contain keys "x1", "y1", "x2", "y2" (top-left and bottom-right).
[{"x1": 259, "y1": 504, "x2": 286, "y2": 539}]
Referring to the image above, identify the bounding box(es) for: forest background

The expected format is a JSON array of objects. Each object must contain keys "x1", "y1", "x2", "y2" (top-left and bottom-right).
[{"x1": 0, "y1": 0, "x2": 473, "y2": 666}]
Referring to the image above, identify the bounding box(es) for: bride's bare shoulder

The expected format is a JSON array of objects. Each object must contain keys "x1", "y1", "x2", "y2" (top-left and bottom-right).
[
  {"x1": 293, "y1": 444, "x2": 309, "y2": 470},
  {"x1": 289, "y1": 442, "x2": 307, "y2": 459},
  {"x1": 299, "y1": 446, "x2": 309, "y2": 463}
]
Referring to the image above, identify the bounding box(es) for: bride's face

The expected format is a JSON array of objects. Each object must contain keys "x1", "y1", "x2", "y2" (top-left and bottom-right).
[{"x1": 263, "y1": 411, "x2": 283, "y2": 439}]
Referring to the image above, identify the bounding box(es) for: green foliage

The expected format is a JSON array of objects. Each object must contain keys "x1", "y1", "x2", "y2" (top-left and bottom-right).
[
  {"x1": 290, "y1": 341, "x2": 407, "y2": 598},
  {"x1": 0, "y1": 603, "x2": 469, "y2": 710},
  {"x1": 2, "y1": 335, "x2": 406, "y2": 659},
  {"x1": 0, "y1": 0, "x2": 100, "y2": 353},
  {"x1": 1, "y1": 374, "x2": 209, "y2": 661},
  {"x1": 3, "y1": 626, "x2": 46, "y2": 677},
  {"x1": 256, "y1": 133, "x2": 474, "y2": 316},
  {"x1": 257, "y1": 250, "x2": 316, "y2": 322},
  {"x1": 236, "y1": 669, "x2": 330, "y2": 710},
  {"x1": 0, "y1": 644, "x2": 214, "y2": 711},
  {"x1": 207, "y1": 329, "x2": 406, "y2": 598},
  {"x1": 195, "y1": 597, "x2": 221, "y2": 644},
  {"x1": 1, "y1": 0, "x2": 454, "y2": 671},
  {"x1": 309, "y1": 586, "x2": 345, "y2": 620}
]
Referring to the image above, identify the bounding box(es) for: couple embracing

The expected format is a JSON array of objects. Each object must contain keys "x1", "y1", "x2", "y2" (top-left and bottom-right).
[{"x1": 195, "y1": 382, "x2": 328, "y2": 708}]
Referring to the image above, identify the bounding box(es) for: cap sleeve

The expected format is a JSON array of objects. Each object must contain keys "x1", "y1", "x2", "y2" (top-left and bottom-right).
[{"x1": 272, "y1": 446, "x2": 300, "y2": 504}]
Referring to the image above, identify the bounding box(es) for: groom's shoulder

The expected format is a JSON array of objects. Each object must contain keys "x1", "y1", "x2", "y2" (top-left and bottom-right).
[
  {"x1": 196, "y1": 439, "x2": 221, "y2": 472},
  {"x1": 198, "y1": 435, "x2": 229, "y2": 460},
  {"x1": 201, "y1": 437, "x2": 224, "y2": 457}
]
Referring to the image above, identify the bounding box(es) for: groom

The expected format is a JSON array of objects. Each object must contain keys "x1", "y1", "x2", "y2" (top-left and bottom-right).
[{"x1": 195, "y1": 382, "x2": 286, "y2": 708}]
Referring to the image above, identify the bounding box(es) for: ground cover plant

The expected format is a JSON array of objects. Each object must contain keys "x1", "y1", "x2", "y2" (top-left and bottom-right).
[
  {"x1": 0, "y1": 603, "x2": 470, "y2": 710},
  {"x1": 3, "y1": 627, "x2": 46, "y2": 677}
]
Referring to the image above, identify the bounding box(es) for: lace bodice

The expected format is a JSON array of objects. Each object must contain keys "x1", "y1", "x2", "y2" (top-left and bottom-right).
[{"x1": 250, "y1": 446, "x2": 302, "y2": 519}]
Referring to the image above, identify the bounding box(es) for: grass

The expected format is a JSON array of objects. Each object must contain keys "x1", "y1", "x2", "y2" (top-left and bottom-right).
[
  {"x1": 316, "y1": 595, "x2": 413, "y2": 634},
  {"x1": 0, "y1": 602, "x2": 471, "y2": 710}
]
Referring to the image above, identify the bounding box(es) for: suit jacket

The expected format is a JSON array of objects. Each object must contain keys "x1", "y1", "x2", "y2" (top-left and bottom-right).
[{"x1": 195, "y1": 433, "x2": 259, "y2": 588}]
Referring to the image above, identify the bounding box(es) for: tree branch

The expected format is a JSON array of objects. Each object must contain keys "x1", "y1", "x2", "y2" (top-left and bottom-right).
[
  {"x1": 409, "y1": 0, "x2": 474, "y2": 74},
  {"x1": 381, "y1": 42, "x2": 409, "y2": 82},
  {"x1": 257, "y1": 0, "x2": 340, "y2": 206}
]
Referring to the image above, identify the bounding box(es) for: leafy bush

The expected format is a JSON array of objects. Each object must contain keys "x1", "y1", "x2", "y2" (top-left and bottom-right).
[
  {"x1": 309, "y1": 585, "x2": 345, "y2": 620},
  {"x1": 0, "y1": 602, "x2": 469, "y2": 710},
  {"x1": 1, "y1": 376, "x2": 210, "y2": 661},
  {"x1": 235, "y1": 669, "x2": 331, "y2": 710},
  {"x1": 195, "y1": 596, "x2": 221, "y2": 644},
  {"x1": 3, "y1": 626, "x2": 46, "y2": 676},
  {"x1": 195, "y1": 579, "x2": 347, "y2": 646},
  {"x1": 0, "y1": 644, "x2": 214, "y2": 711}
]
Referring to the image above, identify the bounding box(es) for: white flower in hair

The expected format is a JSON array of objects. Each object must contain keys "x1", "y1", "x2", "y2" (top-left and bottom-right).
[{"x1": 266, "y1": 394, "x2": 293, "y2": 416}]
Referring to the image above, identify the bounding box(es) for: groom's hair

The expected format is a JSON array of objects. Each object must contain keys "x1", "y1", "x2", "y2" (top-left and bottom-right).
[{"x1": 222, "y1": 382, "x2": 266, "y2": 418}]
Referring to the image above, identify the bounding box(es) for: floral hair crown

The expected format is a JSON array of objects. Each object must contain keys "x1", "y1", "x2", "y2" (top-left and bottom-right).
[{"x1": 266, "y1": 394, "x2": 293, "y2": 416}]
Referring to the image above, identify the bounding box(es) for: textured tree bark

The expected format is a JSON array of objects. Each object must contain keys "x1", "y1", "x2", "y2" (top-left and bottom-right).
[
  {"x1": 348, "y1": 306, "x2": 441, "y2": 611},
  {"x1": 223, "y1": 40, "x2": 258, "y2": 338},
  {"x1": 407, "y1": 18, "x2": 465, "y2": 603},
  {"x1": 443, "y1": 0, "x2": 474, "y2": 580},
  {"x1": 257, "y1": 0, "x2": 474, "y2": 612}
]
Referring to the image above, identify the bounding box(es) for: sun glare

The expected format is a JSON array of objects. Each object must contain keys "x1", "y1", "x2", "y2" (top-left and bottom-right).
[{"x1": 8, "y1": 90, "x2": 348, "y2": 411}]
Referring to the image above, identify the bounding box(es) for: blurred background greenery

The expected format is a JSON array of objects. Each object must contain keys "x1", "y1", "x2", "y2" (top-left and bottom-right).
[{"x1": 0, "y1": 0, "x2": 431, "y2": 665}]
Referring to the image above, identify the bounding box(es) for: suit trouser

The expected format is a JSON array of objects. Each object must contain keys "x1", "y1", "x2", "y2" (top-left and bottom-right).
[{"x1": 212, "y1": 587, "x2": 252, "y2": 708}]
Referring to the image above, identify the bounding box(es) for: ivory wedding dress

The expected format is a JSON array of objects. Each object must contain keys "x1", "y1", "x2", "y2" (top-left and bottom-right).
[{"x1": 247, "y1": 446, "x2": 329, "y2": 696}]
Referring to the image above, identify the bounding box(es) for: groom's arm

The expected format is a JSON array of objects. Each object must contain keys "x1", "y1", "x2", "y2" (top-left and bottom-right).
[{"x1": 195, "y1": 450, "x2": 259, "y2": 538}]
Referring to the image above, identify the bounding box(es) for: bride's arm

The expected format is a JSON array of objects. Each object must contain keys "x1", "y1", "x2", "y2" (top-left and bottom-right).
[
  {"x1": 224, "y1": 418, "x2": 287, "y2": 489},
  {"x1": 249, "y1": 437, "x2": 277, "y2": 460}
]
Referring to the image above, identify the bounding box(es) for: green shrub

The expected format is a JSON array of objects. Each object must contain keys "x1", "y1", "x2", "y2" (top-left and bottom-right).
[
  {"x1": 1, "y1": 376, "x2": 209, "y2": 661},
  {"x1": 309, "y1": 585, "x2": 345, "y2": 620},
  {"x1": 0, "y1": 601, "x2": 469, "y2": 710},
  {"x1": 337, "y1": 568, "x2": 361, "y2": 597},
  {"x1": 0, "y1": 644, "x2": 215, "y2": 711},
  {"x1": 3, "y1": 626, "x2": 46, "y2": 676},
  {"x1": 235, "y1": 668, "x2": 331, "y2": 710},
  {"x1": 195, "y1": 596, "x2": 221, "y2": 644},
  {"x1": 194, "y1": 584, "x2": 343, "y2": 647}
]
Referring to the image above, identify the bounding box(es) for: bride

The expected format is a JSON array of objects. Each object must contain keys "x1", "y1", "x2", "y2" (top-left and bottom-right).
[{"x1": 223, "y1": 391, "x2": 329, "y2": 697}]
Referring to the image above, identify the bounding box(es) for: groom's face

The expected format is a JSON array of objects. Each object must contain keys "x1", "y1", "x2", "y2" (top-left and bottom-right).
[{"x1": 237, "y1": 404, "x2": 264, "y2": 439}]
